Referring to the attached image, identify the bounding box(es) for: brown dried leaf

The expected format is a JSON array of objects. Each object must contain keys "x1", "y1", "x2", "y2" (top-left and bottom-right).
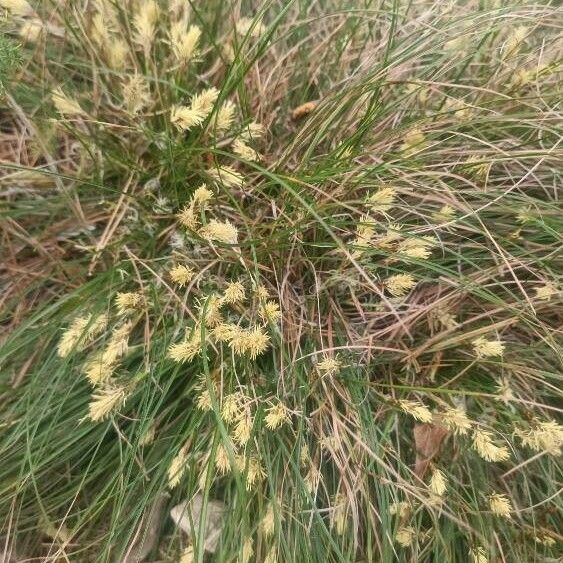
[{"x1": 413, "y1": 423, "x2": 448, "y2": 478}]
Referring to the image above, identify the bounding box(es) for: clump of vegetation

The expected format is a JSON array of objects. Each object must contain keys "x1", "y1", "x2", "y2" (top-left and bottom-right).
[{"x1": 0, "y1": 0, "x2": 561, "y2": 561}]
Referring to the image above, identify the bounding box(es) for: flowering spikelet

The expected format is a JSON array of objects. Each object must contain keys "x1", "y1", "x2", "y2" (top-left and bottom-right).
[
  {"x1": 398, "y1": 399, "x2": 433, "y2": 423},
  {"x1": 52, "y1": 88, "x2": 85, "y2": 117},
  {"x1": 133, "y1": 0, "x2": 159, "y2": 51},
  {"x1": 396, "y1": 236, "x2": 436, "y2": 260},
  {"x1": 395, "y1": 526, "x2": 415, "y2": 547},
  {"x1": 245, "y1": 456, "x2": 265, "y2": 490},
  {"x1": 384, "y1": 273, "x2": 416, "y2": 297},
  {"x1": 535, "y1": 282, "x2": 558, "y2": 301},
  {"x1": 212, "y1": 323, "x2": 240, "y2": 344},
  {"x1": 87, "y1": 384, "x2": 127, "y2": 422},
  {"x1": 429, "y1": 468, "x2": 447, "y2": 496},
  {"x1": 57, "y1": 313, "x2": 107, "y2": 357},
  {"x1": 389, "y1": 501, "x2": 411, "y2": 518},
  {"x1": 122, "y1": 74, "x2": 150, "y2": 115},
  {"x1": 470, "y1": 546, "x2": 488, "y2": 563},
  {"x1": 260, "y1": 504, "x2": 275, "y2": 537},
  {"x1": 0, "y1": 0, "x2": 33, "y2": 16},
  {"x1": 179, "y1": 545, "x2": 194, "y2": 563},
  {"x1": 317, "y1": 356, "x2": 342, "y2": 377},
  {"x1": 207, "y1": 166, "x2": 244, "y2": 188},
  {"x1": 236, "y1": 17, "x2": 266, "y2": 38},
  {"x1": 229, "y1": 326, "x2": 270, "y2": 359},
  {"x1": 240, "y1": 121, "x2": 265, "y2": 142},
  {"x1": 167, "y1": 445, "x2": 189, "y2": 488},
  {"x1": 472, "y1": 337, "x2": 504, "y2": 358},
  {"x1": 231, "y1": 406, "x2": 253, "y2": 445},
  {"x1": 199, "y1": 219, "x2": 238, "y2": 244},
  {"x1": 241, "y1": 536, "x2": 254, "y2": 563},
  {"x1": 401, "y1": 128, "x2": 425, "y2": 155},
  {"x1": 107, "y1": 38, "x2": 129, "y2": 69},
  {"x1": 472, "y1": 429, "x2": 510, "y2": 462},
  {"x1": 259, "y1": 300, "x2": 281, "y2": 323},
  {"x1": 214, "y1": 100, "x2": 236, "y2": 132},
  {"x1": 168, "y1": 333, "x2": 201, "y2": 363},
  {"x1": 115, "y1": 292, "x2": 143, "y2": 315},
  {"x1": 304, "y1": 465, "x2": 321, "y2": 494},
  {"x1": 438, "y1": 406, "x2": 472, "y2": 435},
  {"x1": 264, "y1": 401, "x2": 290, "y2": 430},
  {"x1": 215, "y1": 444, "x2": 231, "y2": 475},
  {"x1": 222, "y1": 281, "x2": 245, "y2": 304},
  {"x1": 196, "y1": 388, "x2": 213, "y2": 411},
  {"x1": 199, "y1": 295, "x2": 223, "y2": 327},
  {"x1": 193, "y1": 185, "x2": 213, "y2": 207},
  {"x1": 367, "y1": 186, "x2": 396, "y2": 213},
  {"x1": 220, "y1": 391, "x2": 243, "y2": 423},
  {"x1": 169, "y1": 264, "x2": 194, "y2": 287},
  {"x1": 351, "y1": 215, "x2": 376, "y2": 252},
  {"x1": 331, "y1": 494, "x2": 348, "y2": 535},
  {"x1": 432, "y1": 204, "x2": 456, "y2": 223},
  {"x1": 264, "y1": 547, "x2": 277, "y2": 563},
  {"x1": 170, "y1": 22, "x2": 201, "y2": 63},
  {"x1": 19, "y1": 19, "x2": 44, "y2": 42},
  {"x1": 502, "y1": 25, "x2": 527, "y2": 59},
  {"x1": 516, "y1": 419, "x2": 563, "y2": 456},
  {"x1": 463, "y1": 156, "x2": 489, "y2": 181},
  {"x1": 488, "y1": 493, "x2": 512, "y2": 518},
  {"x1": 171, "y1": 87, "x2": 219, "y2": 130},
  {"x1": 232, "y1": 138, "x2": 260, "y2": 161}
]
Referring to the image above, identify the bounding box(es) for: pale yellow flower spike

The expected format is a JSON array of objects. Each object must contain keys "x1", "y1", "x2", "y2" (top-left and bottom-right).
[
  {"x1": 171, "y1": 87, "x2": 219, "y2": 130},
  {"x1": 167, "y1": 445, "x2": 189, "y2": 488},
  {"x1": 264, "y1": 401, "x2": 290, "y2": 430},
  {"x1": 384, "y1": 273, "x2": 416, "y2": 298},
  {"x1": 228, "y1": 326, "x2": 270, "y2": 359},
  {"x1": 432, "y1": 204, "x2": 456, "y2": 223},
  {"x1": 389, "y1": 501, "x2": 411, "y2": 518},
  {"x1": 179, "y1": 545, "x2": 194, "y2": 563},
  {"x1": 57, "y1": 313, "x2": 108, "y2": 357},
  {"x1": 170, "y1": 22, "x2": 201, "y2": 63},
  {"x1": 87, "y1": 384, "x2": 127, "y2": 422},
  {"x1": 470, "y1": 546, "x2": 488, "y2": 563},
  {"x1": 122, "y1": 74, "x2": 151, "y2": 115},
  {"x1": 220, "y1": 391, "x2": 243, "y2": 423},
  {"x1": 517, "y1": 419, "x2": 563, "y2": 456},
  {"x1": 398, "y1": 399, "x2": 433, "y2": 423},
  {"x1": 19, "y1": 19, "x2": 44, "y2": 42},
  {"x1": 115, "y1": 291, "x2": 143, "y2": 315},
  {"x1": 317, "y1": 356, "x2": 342, "y2": 377},
  {"x1": 259, "y1": 300, "x2": 281, "y2": 323},
  {"x1": 52, "y1": 88, "x2": 85, "y2": 117},
  {"x1": 214, "y1": 100, "x2": 236, "y2": 132},
  {"x1": 438, "y1": 406, "x2": 472, "y2": 435},
  {"x1": 367, "y1": 186, "x2": 396, "y2": 213},
  {"x1": 133, "y1": 0, "x2": 160, "y2": 53},
  {"x1": 199, "y1": 219, "x2": 239, "y2": 245},
  {"x1": 215, "y1": 444, "x2": 231, "y2": 475},
  {"x1": 241, "y1": 536, "x2": 254, "y2": 563},
  {"x1": 488, "y1": 492, "x2": 512, "y2": 518},
  {"x1": 260, "y1": 503, "x2": 275, "y2": 537},
  {"x1": 0, "y1": 0, "x2": 34, "y2": 16},
  {"x1": 170, "y1": 264, "x2": 195, "y2": 287},
  {"x1": 232, "y1": 410, "x2": 253, "y2": 446},
  {"x1": 395, "y1": 526, "x2": 415, "y2": 547},
  {"x1": 472, "y1": 336, "x2": 504, "y2": 358},
  {"x1": 472, "y1": 429, "x2": 510, "y2": 462},
  {"x1": 168, "y1": 333, "x2": 201, "y2": 363},
  {"x1": 232, "y1": 138, "x2": 260, "y2": 162},
  {"x1": 331, "y1": 494, "x2": 348, "y2": 535},
  {"x1": 207, "y1": 166, "x2": 244, "y2": 188},
  {"x1": 245, "y1": 456, "x2": 265, "y2": 491},
  {"x1": 535, "y1": 281, "x2": 558, "y2": 301},
  {"x1": 429, "y1": 468, "x2": 447, "y2": 496},
  {"x1": 222, "y1": 281, "x2": 246, "y2": 305}
]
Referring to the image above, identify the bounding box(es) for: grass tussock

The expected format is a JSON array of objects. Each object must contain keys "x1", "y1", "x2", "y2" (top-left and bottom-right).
[{"x1": 0, "y1": 0, "x2": 562, "y2": 561}]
